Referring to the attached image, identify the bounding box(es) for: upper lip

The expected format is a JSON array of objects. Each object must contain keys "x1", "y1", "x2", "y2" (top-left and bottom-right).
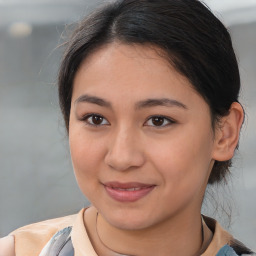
[{"x1": 103, "y1": 181, "x2": 155, "y2": 189}]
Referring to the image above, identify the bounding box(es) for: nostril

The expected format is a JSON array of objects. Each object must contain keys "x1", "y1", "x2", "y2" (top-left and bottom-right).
[
  {"x1": 104, "y1": 148, "x2": 145, "y2": 172},
  {"x1": 104, "y1": 131, "x2": 145, "y2": 171}
]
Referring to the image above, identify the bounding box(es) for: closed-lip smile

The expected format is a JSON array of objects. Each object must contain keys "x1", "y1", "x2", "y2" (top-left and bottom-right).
[{"x1": 103, "y1": 181, "x2": 156, "y2": 202}]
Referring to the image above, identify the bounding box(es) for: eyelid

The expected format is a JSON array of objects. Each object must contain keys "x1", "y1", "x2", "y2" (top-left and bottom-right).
[
  {"x1": 144, "y1": 115, "x2": 176, "y2": 127},
  {"x1": 79, "y1": 113, "x2": 110, "y2": 126}
]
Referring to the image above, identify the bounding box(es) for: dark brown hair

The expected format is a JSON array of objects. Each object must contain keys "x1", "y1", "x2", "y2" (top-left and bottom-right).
[{"x1": 58, "y1": 0, "x2": 241, "y2": 184}]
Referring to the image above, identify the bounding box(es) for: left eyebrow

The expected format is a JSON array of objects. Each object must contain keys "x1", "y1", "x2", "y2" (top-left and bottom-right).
[
  {"x1": 74, "y1": 94, "x2": 112, "y2": 108},
  {"x1": 135, "y1": 98, "x2": 188, "y2": 110}
]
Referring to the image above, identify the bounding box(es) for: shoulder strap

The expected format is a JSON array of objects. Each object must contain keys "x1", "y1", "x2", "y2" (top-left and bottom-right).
[{"x1": 39, "y1": 227, "x2": 74, "y2": 256}]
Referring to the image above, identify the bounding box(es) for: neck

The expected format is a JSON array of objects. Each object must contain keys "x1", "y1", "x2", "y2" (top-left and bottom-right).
[{"x1": 84, "y1": 206, "x2": 212, "y2": 256}]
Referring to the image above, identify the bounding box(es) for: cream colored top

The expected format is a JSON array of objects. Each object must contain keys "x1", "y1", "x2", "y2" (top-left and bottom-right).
[
  {"x1": 11, "y1": 208, "x2": 235, "y2": 256},
  {"x1": 10, "y1": 214, "x2": 77, "y2": 256}
]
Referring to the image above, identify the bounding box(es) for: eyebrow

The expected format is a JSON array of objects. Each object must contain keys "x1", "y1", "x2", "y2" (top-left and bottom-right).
[
  {"x1": 135, "y1": 98, "x2": 187, "y2": 110},
  {"x1": 75, "y1": 94, "x2": 112, "y2": 108},
  {"x1": 75, "y1": 94, "x2": 187, "y2": 110}
]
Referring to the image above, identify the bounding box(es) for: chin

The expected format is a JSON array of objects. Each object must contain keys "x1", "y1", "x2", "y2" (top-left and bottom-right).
[
  {"x1": 113, "y1": 220, "x2": 150, "y2": 231},
  {"x1": 103, "y1": 209, "x2": 157, "y2": 231}
]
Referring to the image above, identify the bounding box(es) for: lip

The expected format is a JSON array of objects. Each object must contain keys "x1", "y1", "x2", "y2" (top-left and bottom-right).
[{"x1": 103, "y1": 181, "x2": 156, "y2": 202}]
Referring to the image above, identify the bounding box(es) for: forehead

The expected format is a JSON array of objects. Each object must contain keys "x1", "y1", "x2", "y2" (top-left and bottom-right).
[
  {"x1": 72, "y1": 43, "x2": 205, "y2": 109},
  {"x1": 77, "y1": 43, "x2": 175, "y2": 79},
  {"x1": 76, "y1": 44, "x2": 185, "y2": 84}
]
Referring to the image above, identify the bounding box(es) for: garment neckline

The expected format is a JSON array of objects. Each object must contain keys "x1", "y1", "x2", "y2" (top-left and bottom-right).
[{"x1": 70, "y1": 208, "x2": 233, "y2": 256}]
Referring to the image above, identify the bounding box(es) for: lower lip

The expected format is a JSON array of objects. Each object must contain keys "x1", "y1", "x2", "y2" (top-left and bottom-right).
[{"x1": 104, "y1": 185, "x2": 155, "y2": 202}]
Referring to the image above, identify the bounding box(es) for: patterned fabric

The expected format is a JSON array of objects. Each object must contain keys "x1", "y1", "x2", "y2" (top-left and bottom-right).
[
  {"x1": 39, "y1": 227, "x2": 74, "y2": 256},
  {"x1": 11, "y1": 208, "x2": 255, "y2": 256},
  {"x1": 10, "y1": 213, "x2": 76, "y2": 256},
  {"x1": 39, "y1": 227, "x2": 255, "y2": 256},
  {"x1": 230, "y1": 239, "x2": 256, "y2": 256},
  {"x1": 216, "y1": 245, "x2": 256, "y2": 256},
  {"x1": 217, "y1": 245, "x2": 239, "y2": 256}
]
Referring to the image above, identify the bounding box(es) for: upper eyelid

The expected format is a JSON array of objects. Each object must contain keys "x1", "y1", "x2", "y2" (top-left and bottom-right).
[
  {"x1": 145, "y1": 115, "x2": 175, "y2": 123},
  {"x1": 143, "y1": 115, "x2": 176, "y2": 128},
  {"x1": 80, "y1": 113, "x2": 110, "y2": 125},
  {"x1": 78, "y1": 113, "x2": 175, "y2": 125},
  {"x1": 80, "y1": 113, "x2": 105, "y2": 119}
]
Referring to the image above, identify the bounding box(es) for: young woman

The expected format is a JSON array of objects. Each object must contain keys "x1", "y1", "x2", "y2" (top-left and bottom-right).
[{"x1": 1, "y1": 0, "x2": 255, "y2": 255}]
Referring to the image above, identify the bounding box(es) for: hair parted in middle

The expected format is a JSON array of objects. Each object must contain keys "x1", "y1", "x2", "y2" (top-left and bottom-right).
[{"x1": 58, "y1": 0, "x2": 241, "y2": 184}]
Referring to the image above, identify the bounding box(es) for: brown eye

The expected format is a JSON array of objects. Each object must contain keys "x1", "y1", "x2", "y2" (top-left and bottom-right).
[
  {"x1": 152, "y1": 116, "x2": 164, "y2": 126},
  {"x1": 84, "y1": 114, "x2": 109, "y2": 126},
  {"x1": 145, "y1": 115, "x2": 174, "y2": 127},
  {"x1": 92, "y1": 115, "x2": 103, "y2": 125}
]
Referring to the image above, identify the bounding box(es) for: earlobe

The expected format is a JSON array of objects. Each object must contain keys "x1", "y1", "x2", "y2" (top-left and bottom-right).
[{"x1": 212, "y1": 102, "x2": 244, "y2": 161}]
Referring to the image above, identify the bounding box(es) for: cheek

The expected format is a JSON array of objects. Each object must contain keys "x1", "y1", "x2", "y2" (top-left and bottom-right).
[
  {"x1": 150, "y1": 126, "x2": 214, "y2": 194},
  {"x1": 69, "y1": 129, "x2": 105, "y2": 192}
]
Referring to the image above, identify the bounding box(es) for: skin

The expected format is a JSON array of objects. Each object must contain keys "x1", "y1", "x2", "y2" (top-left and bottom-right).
[
  {"x1": 0, "y1": 43, "x2": 243, "y2": 256},
  {"x1": 0, "y1": 236, "x2": 15, "y2": 256},
  {"x1": 69, "y1": 43, "x2": 244, "y2": 255}
]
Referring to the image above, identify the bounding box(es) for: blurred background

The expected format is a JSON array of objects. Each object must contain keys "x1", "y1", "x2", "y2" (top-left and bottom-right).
[{"x1": 0, "y1": 0, "x2": 255, "y2": 251}]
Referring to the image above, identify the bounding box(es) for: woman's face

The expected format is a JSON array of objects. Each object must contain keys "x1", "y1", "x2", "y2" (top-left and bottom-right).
[{"x1": 69, "y1": 43, "x2": 217, "y2": 230}]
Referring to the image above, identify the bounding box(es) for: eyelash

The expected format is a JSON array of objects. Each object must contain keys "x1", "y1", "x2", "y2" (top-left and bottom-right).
[
  {"x1": 144, "y1": 115, "x2": 176, "y2": 128},
  {"x1": 80, "y1": 113, "x2": 110, "y2": 127},
  {"x1": 80, "y1": 114, "x2": 175, "y2": 128}
]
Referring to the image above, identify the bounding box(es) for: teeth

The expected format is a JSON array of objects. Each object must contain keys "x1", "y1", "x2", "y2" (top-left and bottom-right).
[{"x1": 113, "y1": 187, "x2": 141, "y2": 191}]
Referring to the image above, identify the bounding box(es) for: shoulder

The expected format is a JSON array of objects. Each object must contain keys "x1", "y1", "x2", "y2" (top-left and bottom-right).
[
  {"x1": 230, "y1": 239, "x2": 255, "y2": 256},
  {"x1": 217, "y1": 244, "x2": 255, "y2": 256},
  {"x1": 0, "y1": 236, "x2": 15, "y2": 256},
  {"x1": 10, "y1": 213, "x2": 77, "y2": 236},
  {"x1": 203, "y1": 216, "x2": 255, "y2": 256},
  {"x1": 10, "y1": 213, "x2": 77, "y2": 256},
  {"x1": 39, "y1": 226, "x2": 73, "y2": 256}
]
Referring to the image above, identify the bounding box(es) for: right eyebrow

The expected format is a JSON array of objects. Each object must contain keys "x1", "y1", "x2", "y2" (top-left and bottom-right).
[
  {"x1": 135, "y1": 98, "x2": 188, "y2": 110},
  {"x1": 74, "y1": 94, "x2": 112, "y2": 108}
]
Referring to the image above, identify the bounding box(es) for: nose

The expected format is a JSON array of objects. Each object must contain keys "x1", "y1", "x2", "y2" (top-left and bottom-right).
[{"x1": 104, "y1": 127, "x2": 145, "y2": 172}]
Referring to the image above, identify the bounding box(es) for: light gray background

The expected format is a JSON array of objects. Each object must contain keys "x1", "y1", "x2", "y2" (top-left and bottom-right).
[{"x1": 0, "y1": 0, "x2": 255, "y2": 251}]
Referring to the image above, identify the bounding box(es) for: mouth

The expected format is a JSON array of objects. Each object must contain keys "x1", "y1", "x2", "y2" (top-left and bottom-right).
[
  {"x1": 112, "y1": 187, "x2": 144, "y2": 191},
  {"x1": 103, "y1": 182, "x2": 156, "y2": 202}
]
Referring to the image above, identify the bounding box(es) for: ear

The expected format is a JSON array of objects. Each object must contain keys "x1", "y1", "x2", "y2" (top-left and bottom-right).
[{"x1": 212, "y1": 102, "x2": 244, "y2": 161}]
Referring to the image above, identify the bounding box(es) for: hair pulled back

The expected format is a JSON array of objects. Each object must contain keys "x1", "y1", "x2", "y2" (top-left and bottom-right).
[{"x1": 58, "y1": 0, "x2": 241, "y2": 184}]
